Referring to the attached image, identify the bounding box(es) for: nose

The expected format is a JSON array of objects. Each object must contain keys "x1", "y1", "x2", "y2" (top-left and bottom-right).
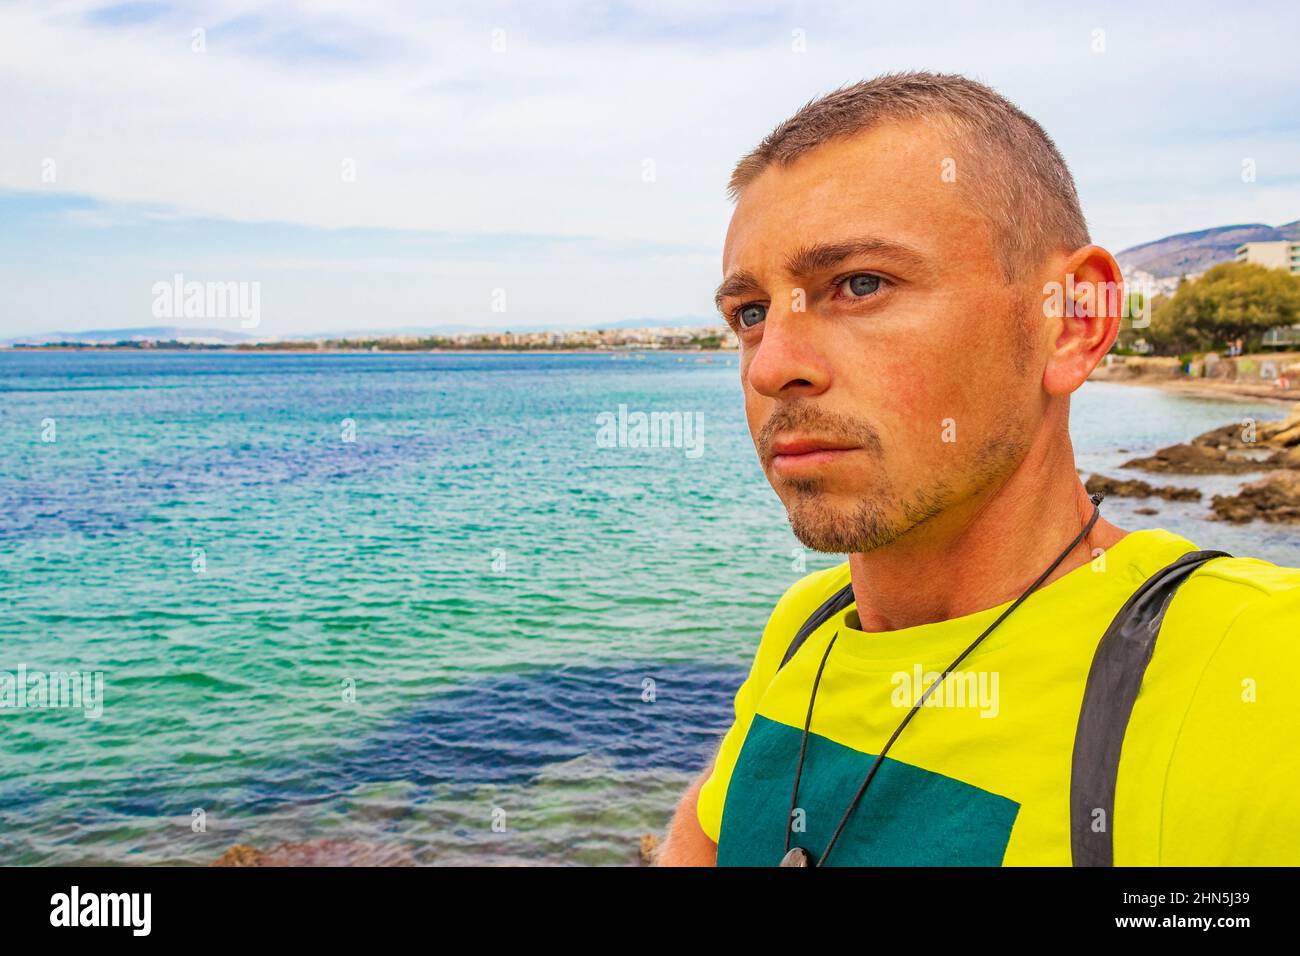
[{"x1": 745, "y1": 298, "x2": 830, "y2": 400}]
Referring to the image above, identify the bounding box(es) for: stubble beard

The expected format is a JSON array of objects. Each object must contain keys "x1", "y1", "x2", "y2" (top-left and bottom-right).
[{"x1": 779, "y1": 473, "x2": 953, "y2": 554}]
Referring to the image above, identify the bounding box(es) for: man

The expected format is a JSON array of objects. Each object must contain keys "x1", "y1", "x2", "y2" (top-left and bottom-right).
[{"x1": 657, "y1": 72, "x2": 1300, "y2": 866}]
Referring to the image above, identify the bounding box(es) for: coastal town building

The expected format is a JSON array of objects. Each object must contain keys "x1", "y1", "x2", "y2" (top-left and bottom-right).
[
  {"x1": 1235, "y1": 240, "x2": 1300, "y2": 276},
  {"x1": 1233, "y1": 242, "x2": 1300, "y2": 347},
  {"x1": 1122, "y1": 268, "x2": 1183, "y2": 300}
]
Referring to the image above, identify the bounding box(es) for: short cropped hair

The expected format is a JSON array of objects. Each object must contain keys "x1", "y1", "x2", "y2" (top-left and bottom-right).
[{"x1": 728, "y1": 72, "x2": 1090, "y2": 280}]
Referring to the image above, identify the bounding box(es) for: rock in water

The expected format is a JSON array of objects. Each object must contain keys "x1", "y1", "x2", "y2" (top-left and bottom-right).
[
  {"x1": 1211, "y1": 472, "x2": 1300, "y2": 524},
  {"x1": 211, "y1": 844, "x2": 263, "y2": 867},
  {"x1": 1122, "y1": 442, "x2": 1270, "y2": 475},
  {"x1": 639, "y1": 833, "x2": 661, "y2": 865},
  {"x1": 211, "y1": 840, "x2": 415, "y2": 866},
  {"x1": 1085, "y1": 474, "x2": 1201, "y2": 500},
  {"x1": 1122, "y1": 411, "x2": 1300, "y2": 475}
]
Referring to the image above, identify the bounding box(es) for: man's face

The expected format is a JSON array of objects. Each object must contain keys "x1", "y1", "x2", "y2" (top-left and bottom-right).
[{"x1": 718, "y1": 119, "x2": 1041, "y2": 553}]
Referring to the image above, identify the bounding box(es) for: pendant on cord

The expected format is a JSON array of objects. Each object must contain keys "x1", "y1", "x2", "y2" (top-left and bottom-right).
[{"x1": 779, "y1": 847, "x2": 812, "y2": 867}]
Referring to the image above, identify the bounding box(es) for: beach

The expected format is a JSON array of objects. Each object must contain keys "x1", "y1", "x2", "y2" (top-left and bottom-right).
[{"x1": 1090, "y1": 351, "x2": 1300, "y2": 404}]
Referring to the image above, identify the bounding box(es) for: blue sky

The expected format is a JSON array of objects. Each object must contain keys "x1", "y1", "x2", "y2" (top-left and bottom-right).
[{"x1": 1, "y1": 0, "x2": 1298, "y2": 337}]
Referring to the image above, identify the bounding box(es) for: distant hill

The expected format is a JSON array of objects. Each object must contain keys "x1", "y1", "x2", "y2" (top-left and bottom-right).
[
  {"x1": 2, "y1": 326, "x2": 255, "y2": 346},
  {"x1": 1116, "y1": 220, "x2": 1300, "y2": 278}
]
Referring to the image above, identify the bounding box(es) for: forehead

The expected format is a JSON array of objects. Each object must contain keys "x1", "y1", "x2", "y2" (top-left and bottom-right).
[{"x1": 722, "y1": 118, "x2": 995, "y2": 275}]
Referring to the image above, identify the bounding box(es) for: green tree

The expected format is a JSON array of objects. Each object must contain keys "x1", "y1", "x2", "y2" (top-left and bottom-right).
[
  {"x1": 1148, "y1": 261, "x2": 1300, "y2": 353},
  {"x1": 1113, "y1": 292, "x2": 1152, "y2": 351}
]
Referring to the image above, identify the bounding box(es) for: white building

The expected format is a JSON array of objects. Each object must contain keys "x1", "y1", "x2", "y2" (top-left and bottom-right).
[{"x1": 1235, "y1": 240, "x2": 1300, "y2": 276}]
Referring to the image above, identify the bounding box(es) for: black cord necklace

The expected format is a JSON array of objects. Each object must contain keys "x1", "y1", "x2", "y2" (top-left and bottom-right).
[{"x1": 780, "y1": 493, "x2": 1105, "y2": 867}]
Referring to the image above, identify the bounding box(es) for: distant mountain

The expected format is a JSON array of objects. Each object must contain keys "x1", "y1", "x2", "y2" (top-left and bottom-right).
[
  {"x1": 3, "y1": 326, "x2": 255, "y2": 346},
  {"x1": 1116, "y1": 220, "x2": 1300, "y2": 278}
]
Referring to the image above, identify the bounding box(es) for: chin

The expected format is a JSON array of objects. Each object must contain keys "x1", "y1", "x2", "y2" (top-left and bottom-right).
[{"x1": 784, "y1": 493, "x2": 900, "y2": 555}]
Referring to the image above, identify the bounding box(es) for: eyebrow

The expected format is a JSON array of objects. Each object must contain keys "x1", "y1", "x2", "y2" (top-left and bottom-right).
[
  {"x1": 714, "y1": 235, "x2": 929, "y2": 311},
  {"x1": 713, "y1": 270, "x2": 763, "y2": 311},
  {"x1": 783, "y1": 236, "x2": 928, "y2": 277}
]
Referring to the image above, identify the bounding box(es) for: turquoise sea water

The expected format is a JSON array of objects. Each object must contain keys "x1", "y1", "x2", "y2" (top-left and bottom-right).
[{"x1": 1, "y1": 351, "x2": 1295, "y2": 865}]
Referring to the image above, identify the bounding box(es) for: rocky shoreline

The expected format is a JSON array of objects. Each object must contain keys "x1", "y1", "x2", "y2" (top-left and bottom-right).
[
  {"x1": 211, "y1": 835, "x2": 662, "y2": 866},
  {"x1": 1087, "y1": 406, "x2": 1300, "y2": 523}
]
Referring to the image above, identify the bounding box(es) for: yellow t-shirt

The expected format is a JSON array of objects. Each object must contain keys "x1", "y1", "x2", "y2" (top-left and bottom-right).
[{"x1": 698, "y1": 529, "x2": 1300, "y2": 866}]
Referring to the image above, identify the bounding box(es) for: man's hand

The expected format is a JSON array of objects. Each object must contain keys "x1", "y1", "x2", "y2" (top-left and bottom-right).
[{"x1": 655, "y1": 762, "x2": 718, "y2": 866}]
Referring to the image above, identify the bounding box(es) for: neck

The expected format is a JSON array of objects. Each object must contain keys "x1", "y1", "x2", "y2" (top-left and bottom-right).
[{"x1": 847, "y1": 427, "x2": 1128, "y2": 633}]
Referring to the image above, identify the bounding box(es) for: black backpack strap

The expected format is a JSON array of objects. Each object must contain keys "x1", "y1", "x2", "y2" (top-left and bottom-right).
[
  {"x1": 1070, "y1": 548, "x2": 1231, "y2": 866},
  {"x1": 778, "y1": 582, "x2": 855, "y2": 670}
]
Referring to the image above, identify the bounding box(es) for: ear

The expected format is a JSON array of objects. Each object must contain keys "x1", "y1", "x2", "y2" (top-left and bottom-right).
[{"x1": 1041, "y1": 246, "x2": 1123, "y2": 396}]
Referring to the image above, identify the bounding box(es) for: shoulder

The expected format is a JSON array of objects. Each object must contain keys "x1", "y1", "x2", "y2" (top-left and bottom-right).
[
  {"x1": 1158, "y1": 554, "x2": 1300, "y2": 863},
  {"x1": 1162, "y1": 551, "x2": 1300, "y2": 687},
  {"x1": 769, "y1": 561, "x2": 853, "y2": 622},
  {"x1": 1196, "y1": 553, "x2": 1300, "y2": 594},
  {"x1": 695, "y1": 561, "x2": 850, "y2": 844},
  {"x1": 1200, "y1": 555, "x2": 1300, "y2": 671},
  {"x1": 1126, "y1": 525, "x2": 1300, "y2": 643},
  {"x1": 1185, "y1": 553, "x2": 1300, "y2": 648},
  {"x1": 751, "y1": 562, "x2": 852, "y2": 677}
]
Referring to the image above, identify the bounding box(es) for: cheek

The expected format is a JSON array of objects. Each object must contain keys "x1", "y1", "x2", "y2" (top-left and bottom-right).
[
  {"x1": 908, "y1": 289, "x2": 1018, "y2": 416},
  {"x1": 834, "y1": 331, "x2": 940, "y2": 431},
  {"x1": 836, "y1": 327, "x2": 996, "y2": 471}
]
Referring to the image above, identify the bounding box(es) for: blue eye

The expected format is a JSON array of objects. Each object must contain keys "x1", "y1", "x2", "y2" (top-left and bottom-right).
[
  {"x1": 738, "y1": 303, "x2": 767, "y2": 328},
  {"x1": 842, "y1": 274, "x2": 882, "y2": 297}
]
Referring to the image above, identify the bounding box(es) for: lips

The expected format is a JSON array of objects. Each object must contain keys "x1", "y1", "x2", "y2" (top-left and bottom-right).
[
  {"x1": 770, "y1": 436, "x2": 859, "y2": 457},
  {"x1": 768, "y1": 435, "x2": 861, "y2": 475}
]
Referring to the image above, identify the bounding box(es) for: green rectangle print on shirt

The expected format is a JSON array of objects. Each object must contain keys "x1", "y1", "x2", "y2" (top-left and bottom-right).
[{"x1": 718, "y1": 715, "x2": 1020, "y2": 866}]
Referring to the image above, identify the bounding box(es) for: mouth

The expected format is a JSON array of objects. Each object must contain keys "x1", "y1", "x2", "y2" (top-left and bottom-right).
[{"x1": 768, "y1": 436, "x2": 861, "y2": 476}]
